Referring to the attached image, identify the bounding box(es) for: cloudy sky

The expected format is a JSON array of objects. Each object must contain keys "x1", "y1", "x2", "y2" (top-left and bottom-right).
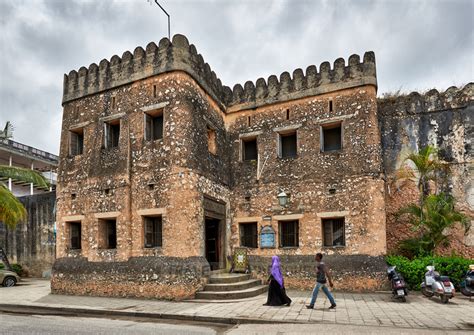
[{"x1": 0, "y1": 0, "x2": 472, "y2": 154}]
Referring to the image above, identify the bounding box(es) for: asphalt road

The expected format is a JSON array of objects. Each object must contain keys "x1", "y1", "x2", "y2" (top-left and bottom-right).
[{"x1": 0, "y1": 313, "x2": 471, "y2": 334}]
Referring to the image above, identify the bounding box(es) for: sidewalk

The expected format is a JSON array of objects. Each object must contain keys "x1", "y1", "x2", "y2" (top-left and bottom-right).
[{"x1": 0, "y1": 279, "x2": 473, "y2": 331}]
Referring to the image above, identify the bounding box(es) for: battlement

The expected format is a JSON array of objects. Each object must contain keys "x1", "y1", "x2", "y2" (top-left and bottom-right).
[
  {"x1": 225, "y1": 51, "x2": 377, "y2": 111},
  {"x1": 62, "y1": 34, "x2": 228, "y2": 107},
  {"x1": 63, "y1": 34, "x2": 377, "y2": 111},
  {"x1": 378, "y1": 83, "x2": 474, "y2": 116}
]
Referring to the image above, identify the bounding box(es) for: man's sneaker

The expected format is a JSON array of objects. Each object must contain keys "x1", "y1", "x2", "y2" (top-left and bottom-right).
[
  {"x1": 329, "y1": 304, "x2": 337, "y2": 309},
  {"x1": 306, "y1": 305, "x2": 314, "y2": 309}
]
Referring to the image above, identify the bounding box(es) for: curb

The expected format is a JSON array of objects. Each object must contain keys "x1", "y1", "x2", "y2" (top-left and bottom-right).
[{"x1": 0, "y1": 304, "x2": 292, "y2": 326}]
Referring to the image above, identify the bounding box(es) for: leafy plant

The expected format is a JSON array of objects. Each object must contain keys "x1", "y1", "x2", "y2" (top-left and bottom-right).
[
  {"x1": 0, "y1": 262, "x2": 23, "y2": 276},
  {"x1": 386, "y1": 255, "x2": 473, "y2": 290},
  {"x1": 397, "y1": 193, "x2": 469, "y2": 257},
  {"x1": 0, "y1": 165, "x2": 49, "y2": 229}
]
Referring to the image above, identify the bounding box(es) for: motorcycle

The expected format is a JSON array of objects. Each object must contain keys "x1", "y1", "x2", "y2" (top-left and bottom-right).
[
  {"x1": 460, "y1": 264, "x2": 474, "y2": 297},
  {"x1": 421, "y1": 265, "x2": 455, "y2": 304},
  {"x1": 387, "y1": 266, "x2": 408, "y2": 302}
]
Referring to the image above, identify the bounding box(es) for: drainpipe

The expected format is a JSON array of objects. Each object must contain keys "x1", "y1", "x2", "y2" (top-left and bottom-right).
[{"x1": 8, "y1": 155, "x2": 12, "y2": 191}]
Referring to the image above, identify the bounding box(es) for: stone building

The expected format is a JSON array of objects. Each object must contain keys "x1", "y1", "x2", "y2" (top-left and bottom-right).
[
  {"x1": 52, "y1": 34, "x2": 472, "y2": 299},
  {"x1": 0, "y1": 138, "x2": 58, "y2": 276}
]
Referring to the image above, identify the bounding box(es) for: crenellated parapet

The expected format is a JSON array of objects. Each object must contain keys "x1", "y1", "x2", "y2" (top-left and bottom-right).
[
  {"x1": 62, "y1": 34, "x2": 228, "y2": 108},
  {"x1": 63, "y1": 34, "x2": 377, "y2": 111},
  {"x1": 225, "y1": 52, "x2": 377, "y2": 111},
  {"x1": 378, "y1": 83, "x2": 474, "y2": 116}
]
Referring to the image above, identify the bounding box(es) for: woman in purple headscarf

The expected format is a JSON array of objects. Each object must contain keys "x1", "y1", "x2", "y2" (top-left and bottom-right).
[{"x1": 263, "y1": 255, "x2": 292, "y2": 306}]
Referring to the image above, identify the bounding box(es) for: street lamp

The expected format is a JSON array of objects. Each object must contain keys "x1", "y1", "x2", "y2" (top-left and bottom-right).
[{"x1": 277, "y1": 191, "x2": 288, "y2": 207}]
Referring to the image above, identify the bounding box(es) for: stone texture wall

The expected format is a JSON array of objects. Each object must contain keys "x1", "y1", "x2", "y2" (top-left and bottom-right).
[
  {"x1": 378, "y1": 83, "x2": 474, "y2": 257},
  {"x1": 52, "y1": 256, "x2": 209, "y2": 300},
  {"x1": 0, "y1": 192, "x2": 56, "y2": 277}
]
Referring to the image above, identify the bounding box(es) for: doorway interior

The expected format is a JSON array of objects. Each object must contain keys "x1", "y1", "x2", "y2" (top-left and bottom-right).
[{"x1": 205, "y1": 217, "x2": 221, "y2": 270}]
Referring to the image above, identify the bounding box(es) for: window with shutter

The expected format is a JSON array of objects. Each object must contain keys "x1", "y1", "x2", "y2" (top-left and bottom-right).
[
  {"x1": 144, "y1": 216, "x2": 162, "y2": 248},
  {"x1": 279, "y1": 220, "x2": 299, "y2": 247},
  {"x1": 69, "y1": 222, "x2": 81, "y2": 249},
  {"x1": 69, "y1": 129, "x2": 84, "y2": 156},
  {"x1": 278, "y1": 131, "x2": 297, "y2": 158},
  {"x1": 322, "y1": 218, "x2": 345, "y2": 247},
  {"x1": 144, "y1": 110, "x2": 164, "y2": 141}
]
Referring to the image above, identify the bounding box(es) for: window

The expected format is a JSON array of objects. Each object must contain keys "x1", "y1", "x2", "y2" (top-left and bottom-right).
[
  {"x1": 240, "y1": 222, "x2": 257, "y2": 248},
  {"x1": 144, "y1": 216, "x2": 162, "y2": 248},
  {"x1": 104, "y1": 120, "x2": 120, "y2": 149},
  {"x1": 144, "y1": 110, "x2": 163, "y2": 141},
  {"x1": 279, "y1": 131, "x2": 297, "y2": 158},
  {"x1": 69, "y1": 222, "x2": 81, "y2": 250},
  {"x1": 322, "y1": 218, "x2": 345, "y2": 247},
  {"x1": 207, "y1": 127, "x2": 217, "y2": 155},
  {"x1": 99, "y1": 219, "x2": 117, "y2": 249},
  {"x1": 242, "y1": 137, "x2": 257, "y2": 161},
  {"x1": 279, "y1": 220, "x2": 299, "y2": 247},
  {"x1": 329, "y1": 99, "x2": 333, "y2": 112},
  {"x1": 69, "y1": 129, "x2": 84, "y2": 156},
  {"x1": 321, "y1": 123, "x2": 342, "y2": 152}
]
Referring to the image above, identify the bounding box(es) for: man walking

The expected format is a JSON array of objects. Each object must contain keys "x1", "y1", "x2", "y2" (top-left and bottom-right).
[{"x1": 306, "y1": 253, "x2": 336, "y2": 309}]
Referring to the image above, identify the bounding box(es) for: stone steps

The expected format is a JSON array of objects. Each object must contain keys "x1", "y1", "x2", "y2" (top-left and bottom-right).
[
  {"x1": 196, "y1": 272, "x2": 267, "y2": 300},
  {"x1": 204, "y1": 279, "x2": 263, "y2": 292},
  {"x1": 195, "y1": 285, "x2": 268, "y2": 300}
]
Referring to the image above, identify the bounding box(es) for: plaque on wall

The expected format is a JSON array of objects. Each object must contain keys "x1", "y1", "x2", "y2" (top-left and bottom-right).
[{"x1": 260, "y1": 226, "x2": 275, "y2": 248}]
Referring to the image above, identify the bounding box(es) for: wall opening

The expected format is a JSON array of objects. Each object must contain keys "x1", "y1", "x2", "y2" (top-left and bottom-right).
[
  {"x1": 329, "y1": 99, "x2": 333, "y2": 112},
  {"x1": 242, "y1": 137, "x2": 257, "y2": 161},
  {"x1": 321, "y1": 122, "x2": 342, "y2": 152},
  {"x1": 322, "y1": 218, "x2": 345, "y2": 247},
  {"x1": 98, "y1": 219, "x2": 117, "y2": 249},
  {"x1": 144, "y1": 109, "x2": 164, "y2": 141},
  {"x1": 144, "y1": 216, "x2": 162, "y2": 248},
  {"x1": 68, "y1": 221, "x2": 81, "y2": 250},
  {"x1": 279, "y1": 131, "x2": 297, "y2": 158},
  {"x1": 279, "y1": 220, "x2": 299, "y2": 247},
  {"x1": 239, "y1": 222, "x2": 258, "y2": 248},
  {"x1": 207, "y1": 126, "x2": 217, "y2": 155},
  {"x1": 69, "y1": 128, "x2": 84, "y2": 156},
  {"x1": 104, "y1": 119, "x2": 120, "y2": 149}
]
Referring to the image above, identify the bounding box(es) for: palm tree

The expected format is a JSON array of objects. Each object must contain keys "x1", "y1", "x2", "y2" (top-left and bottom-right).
[
  {"x1": 0, "y1": 165, "x2": 49, "y2": 229},
  {"x1": 398, "y1": 193, "x2": 469, "y2": 257},
  {"x1": 396, "y1": 145, "x2": 445, "y2": 208}
]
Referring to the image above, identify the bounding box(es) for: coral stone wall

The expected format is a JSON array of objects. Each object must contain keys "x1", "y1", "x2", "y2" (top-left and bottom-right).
[{"x1": 378, "y1": 84, "x2": 474, "y2": 258}]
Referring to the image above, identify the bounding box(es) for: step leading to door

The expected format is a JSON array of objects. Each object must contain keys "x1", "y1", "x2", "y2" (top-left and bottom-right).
[
  {"x1": 204, "y1": 279, "x2": 263, "y2": 292},
  {"x1": 208, "y1": 273, "x2": 251, "y2": 284},
  {"x1": 195, "y1": 285, "x2": 268, "y2": 300}
]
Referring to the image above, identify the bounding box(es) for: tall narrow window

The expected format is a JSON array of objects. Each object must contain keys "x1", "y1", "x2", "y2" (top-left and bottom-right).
[
  {"x1": 329, "y1": 100, "x2": 333, "y2": 112},
  {"x1": 240, "y1": 222, "x2": 258, "y2": 248},
  {"x1": 69, "y1": 222, "x2": 81, "y2": 250},
  {"x1": 286, "y1": 109, "x2": 290, "y2": 120},
  {"x1": 207, "y1": 126, "x2": 217, "y2": 155},
  {"x1": 153, "y1": 85, "x2": 157, "y2": 98},
  {"x1": 322, "y1": 218, "x2": 345, "y2": 247},
  {"x1": 279, "y1": 220, "x2": 299, "y2": 247},
  {"x1": 99, "y1": 219, "x2": 117, "y2": 249},
  {"x1": 278, "y1": 131, "x2": 297, "y2": 158},
  {"x1": 242, "y1": 137, "x2": 257, "y2": 161},
  {"x1": 321, "y1": 123, "x2": 342, "y2": 152},
  {"x1": 111, "y1": 96, "x2": 116, "y2": 109},
  {"x1": 144, "y1": 110, "x2": 164, "y2": 141},
  {"x1": 144, "y1": 216, "x2": 162, "y2": 248},
  {"x1": 69, "y1": 129, "x2": 84, "y2": 156},
  {"x1": 104, "y1": 120, "x2": 120, "y2": 149}
]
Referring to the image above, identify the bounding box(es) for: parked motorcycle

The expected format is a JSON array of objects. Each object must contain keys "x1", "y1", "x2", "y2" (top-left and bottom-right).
[
  {"x1": 387, "y1": 266, "x2": 408, "y2": 302},
  {"x1": 460, "y1": 264, "x2": 474, "y2": 297},
  {"x1": 421, "y1": 265, "x2": 455, "y2": 304}
]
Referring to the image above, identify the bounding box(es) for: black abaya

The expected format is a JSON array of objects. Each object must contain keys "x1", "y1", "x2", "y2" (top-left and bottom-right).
[{"x1": 264, "y1": 275, "x2": 292, "y2": 306}]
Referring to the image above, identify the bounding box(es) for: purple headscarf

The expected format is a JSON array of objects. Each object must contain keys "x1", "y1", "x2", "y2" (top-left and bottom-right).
[{"x1": 270, "y1": 255, "x2": 284, "y2": 288}]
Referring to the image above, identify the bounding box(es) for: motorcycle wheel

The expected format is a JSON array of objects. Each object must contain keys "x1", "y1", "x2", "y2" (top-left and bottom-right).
[
  {"x1": 441, "y1": 295, "x2": 449, "y2": 304},
  {"x1": 421, "y1": 286, "x2": 433, "y2": 297},
  {"x1": 400, "y1": 296, "x2": 406, "y2": 302},
  {"x1": 460, "y1": 288, "x2": 472, "y2": 297}
]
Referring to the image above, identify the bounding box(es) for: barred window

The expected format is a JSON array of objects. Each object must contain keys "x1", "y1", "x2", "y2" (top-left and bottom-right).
[
  {"x1": 144, "y1": 216, "x2": 162, "y2": 248},
  {"x1": 279, "y1": 220, "x2": 299, "y2": 247},
  {"x1": 323, "y1": 218, "x2": 345, "y2": 247},
  {"x1": 239, "y1": 222, "x2": 257, "y2": 248}
]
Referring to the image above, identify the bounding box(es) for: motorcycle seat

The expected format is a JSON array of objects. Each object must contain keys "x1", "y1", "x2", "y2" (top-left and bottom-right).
[{"x1": 435, "y1": 275, "x2": 449, "y2": 281}]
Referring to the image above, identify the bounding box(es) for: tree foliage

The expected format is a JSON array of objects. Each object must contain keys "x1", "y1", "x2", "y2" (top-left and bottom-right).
[{"x1": 0, "y1": 165, "x2": 50, "y2": 229}]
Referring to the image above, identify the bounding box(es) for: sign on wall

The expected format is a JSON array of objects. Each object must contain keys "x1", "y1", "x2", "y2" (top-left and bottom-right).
[{"x1": 260, "y1": 225, "x2": 275, "y2": 248}]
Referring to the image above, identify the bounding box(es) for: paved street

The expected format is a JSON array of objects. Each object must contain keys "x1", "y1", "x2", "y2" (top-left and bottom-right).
[
  {"x1": 0, "y1": 279, "x2": 473, "y2": 332},
  {"x1": 0, "y1": 314, "x2": 470, "y2": 335}
]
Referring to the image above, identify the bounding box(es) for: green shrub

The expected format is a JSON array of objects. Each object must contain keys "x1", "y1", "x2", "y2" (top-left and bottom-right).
[
  {"x1": 386, "y1": 255, "x2": 473, "y2": 290},
  {"x1": 0, "y1": 263, "x2": 23, "y2": 276}
]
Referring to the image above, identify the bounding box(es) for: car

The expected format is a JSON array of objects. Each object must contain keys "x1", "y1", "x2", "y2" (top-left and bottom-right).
[{"x1": 0, "y1": 268, "x2": 21, "y2": 287}]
